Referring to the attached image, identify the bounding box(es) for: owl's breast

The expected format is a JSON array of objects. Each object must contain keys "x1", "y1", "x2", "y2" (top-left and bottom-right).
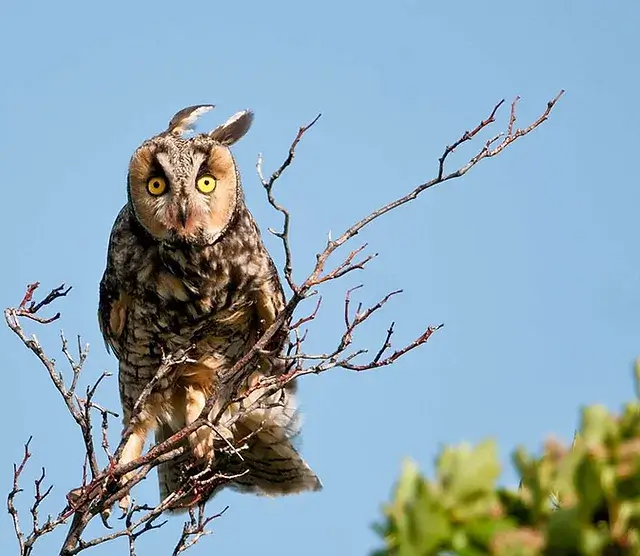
[
  {"x1": 104, "y1": 209, "x2": 265, "y2": 391},
  {"x1": 117, "y1": 252, "x2": 257, "y2": 375}
]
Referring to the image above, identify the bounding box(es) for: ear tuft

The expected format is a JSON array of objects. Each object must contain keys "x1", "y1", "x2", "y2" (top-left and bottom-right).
[
  {"x1": 209, "y1": 110, "x2": 254, "y2": 146},
  {"x1": 166, "y1": 105, "x2": 215, "y2": 135}
]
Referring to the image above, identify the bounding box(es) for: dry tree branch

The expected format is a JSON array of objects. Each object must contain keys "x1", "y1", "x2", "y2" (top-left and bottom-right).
[
  {"x1": 7, "y1": 437, "x2": 70, "y2": 556},
  {"x1": 63, "y1": 495, "x2": 179, "y2": 555},
  {"x1": 3, "y1": 286, "x2": 198, "y2": 555},
  {"x1": 307, "y1": 90, "x2": 566, "y2": 285},
  {"x1": 8, "y1": 438, "x2": 30, "y2": 556},
  {"x1": 4, "y1": 286, "x2": 104, "y2": 479},
  {"x1": 5, "y1": 90, "x2": 563, "y2": 555},
  {"x1": 172, "y1": 505, "x2": 228, "y2": 555},
  {"x1": 257, "y1": 113, "x2": 322, "y2": 292}
]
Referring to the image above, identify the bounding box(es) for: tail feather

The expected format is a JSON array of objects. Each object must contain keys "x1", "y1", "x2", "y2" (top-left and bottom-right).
[
  {"x1": 228, "y1": 382, "x2": 322, "y2": 495},
  {"x1": 155, "y1": 383, "x2": 321, "y2": 512},
  {"x1": 230, "y1": 421, "x2": 322, "y2": 495}
]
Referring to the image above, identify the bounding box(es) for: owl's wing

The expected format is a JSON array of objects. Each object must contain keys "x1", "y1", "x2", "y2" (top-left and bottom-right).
[
  {"x1": 253, "y1": 247, "x2": 289, "y2": 358},
  {"x1": 220, "y1": 241, "x2": 322, "y2": 498},
  {"x1": 98, "y1": 207, "x2": 131, "y2": 358},
  {"x1": 98, "y1": 274, "x2": 126, "y2": 357}
]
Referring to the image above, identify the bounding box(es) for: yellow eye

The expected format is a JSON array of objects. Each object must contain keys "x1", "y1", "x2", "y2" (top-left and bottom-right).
[
  {"x1": 147, "y1": 176, "x2": 167, "y2": 196},
  {"x1": 196, "y1": 174, "x2": 217, "y2": 194}
]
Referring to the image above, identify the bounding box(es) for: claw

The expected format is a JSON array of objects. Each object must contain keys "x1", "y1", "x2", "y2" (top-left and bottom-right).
[{"x1": 100, "y1": 507, "x2": 113, "y2": 528}]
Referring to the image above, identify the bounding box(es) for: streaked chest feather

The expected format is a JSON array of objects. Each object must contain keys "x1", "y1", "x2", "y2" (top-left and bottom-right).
[{"x1": 114, "y1": 237, "x2": 258, "y2": 363}]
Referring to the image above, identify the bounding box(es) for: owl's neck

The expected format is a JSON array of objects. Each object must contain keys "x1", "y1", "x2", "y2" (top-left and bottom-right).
[{"x1": 157, "y1": 240, "x2": 212, "y2": 283}]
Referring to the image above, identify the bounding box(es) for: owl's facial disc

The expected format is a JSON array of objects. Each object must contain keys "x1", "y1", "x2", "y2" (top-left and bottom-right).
[{"x1": 128, "y1": 138, "x2": 239, "y2": 245}]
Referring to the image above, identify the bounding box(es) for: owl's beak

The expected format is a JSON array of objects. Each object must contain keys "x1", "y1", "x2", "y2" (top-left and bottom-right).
[{"x1": 177, "y1": 199, "x2": 189, "y2": 229}]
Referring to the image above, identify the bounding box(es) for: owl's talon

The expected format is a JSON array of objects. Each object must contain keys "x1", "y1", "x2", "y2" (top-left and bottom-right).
[
  {"x1": 100, "y1": 507, "x2": 113, "y2": 528},
  {"x1": 117, "y1": 471, "x2": 134, "y2": 515}
]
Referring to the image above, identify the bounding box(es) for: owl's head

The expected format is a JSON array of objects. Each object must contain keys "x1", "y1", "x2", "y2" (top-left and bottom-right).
[{"x1": 127, "y1": 105, "x2": 253, "y2": 245}]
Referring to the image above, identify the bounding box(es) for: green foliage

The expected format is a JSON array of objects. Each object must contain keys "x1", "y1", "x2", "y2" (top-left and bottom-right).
[{"x1": 373, "y1": 365, "x2": 640, "y2": 555}]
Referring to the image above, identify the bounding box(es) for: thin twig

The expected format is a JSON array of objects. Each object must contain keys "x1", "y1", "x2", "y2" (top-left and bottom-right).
[
  {"x1": 8, "y1": 438, "x2": 31, "y2": 555},
  {"x1": 257, "y1": 114, "x2": 322, "y2": 292}
]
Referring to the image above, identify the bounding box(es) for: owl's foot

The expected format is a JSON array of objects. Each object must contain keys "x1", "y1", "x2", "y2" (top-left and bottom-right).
[
  {"x1": 185, "y1": 386, "x2": 215, "y2": 461},
  {"x1": 117, "y1": 471, "x2": 136, "y2": 514},
  {"x1": 189, "y1": 425, "x2": 215, "y2": 461},
  {"x1": 114, "y1": 427, "x2": 148, "y2": 515}
]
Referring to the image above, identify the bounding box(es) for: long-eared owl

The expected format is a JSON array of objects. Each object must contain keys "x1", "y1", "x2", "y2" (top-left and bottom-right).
[{"x1": 98, "y1": 105, "x2": 321, "y2": 511}]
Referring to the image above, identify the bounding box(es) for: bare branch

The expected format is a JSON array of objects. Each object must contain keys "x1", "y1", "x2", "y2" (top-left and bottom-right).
[
  {"x1": 16, "y1": 282, "x2": 72, "y2": 324},
  {"x1": 257, "y1": 114, "x2": 322, "y2": 292},
  {"x1": 8, "y1": 438, "x2": 31, "y2": 555},
  {"x1": 437, "y1": 98, "x2": 506, "y2": 180},
  {"x1": 290, "y1": 295, "x2": 322, "y2": 330},
  {"x1": 304, "y1": 91, "x2": 565, "y2": 292},
  {"x1": 7, "y1": 438, "x2": 72, "y2": 556},
  {"x1": 172, "y1": 505, "x2": 228, "y2": 554}
]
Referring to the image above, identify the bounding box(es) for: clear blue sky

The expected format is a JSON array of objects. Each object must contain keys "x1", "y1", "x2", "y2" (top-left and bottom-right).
[{"x1": 1, "y1": 1, "x2": 639, "y2": 554}]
